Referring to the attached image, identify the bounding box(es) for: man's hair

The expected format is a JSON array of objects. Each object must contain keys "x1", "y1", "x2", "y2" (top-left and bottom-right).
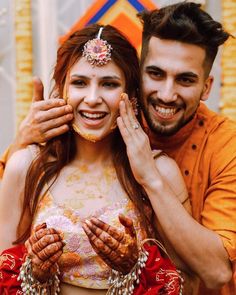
[{"x1": 138, "y1": 1, "x2": 231, "y2": 75}]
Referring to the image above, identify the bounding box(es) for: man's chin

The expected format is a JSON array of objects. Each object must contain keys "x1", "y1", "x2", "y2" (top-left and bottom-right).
[
  {"x1": 152, "y1": 128, "x2": 179, "y2": 137},
  {"x1": 149, "y1": 121, "x2": 183, "y2": 137}
]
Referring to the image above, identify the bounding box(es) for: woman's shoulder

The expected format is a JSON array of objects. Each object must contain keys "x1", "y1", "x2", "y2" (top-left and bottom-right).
[{"x1": 4, "y1": 144, "x2": 39, "y2": 177}]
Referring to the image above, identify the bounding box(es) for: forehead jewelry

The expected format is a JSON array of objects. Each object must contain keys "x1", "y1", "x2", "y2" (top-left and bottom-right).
[{"x1": 82, "y1": 27, "x2": 112, "y2": 66}]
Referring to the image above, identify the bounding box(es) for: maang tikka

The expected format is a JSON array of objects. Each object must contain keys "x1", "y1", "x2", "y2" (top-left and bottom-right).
[{"x1": 82, "y1": 27, "x2": 113, "y2": 66}]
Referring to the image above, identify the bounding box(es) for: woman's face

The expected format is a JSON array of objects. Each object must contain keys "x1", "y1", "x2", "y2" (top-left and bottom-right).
[{"x1": 66, "y1": 57, "x2": 126, "y2": 142}]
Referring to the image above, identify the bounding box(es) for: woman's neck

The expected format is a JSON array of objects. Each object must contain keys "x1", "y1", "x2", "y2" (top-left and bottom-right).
[{"x1": 74, "y1": 133, "x2": 114, "y2": 165}]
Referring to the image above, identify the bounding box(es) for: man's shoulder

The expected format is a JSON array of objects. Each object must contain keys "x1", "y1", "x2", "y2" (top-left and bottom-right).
[{"x1": 198, "y1": 103, "x2": 236, "y2": 142}]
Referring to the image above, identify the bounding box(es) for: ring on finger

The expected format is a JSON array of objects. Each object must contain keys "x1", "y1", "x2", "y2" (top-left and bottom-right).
[{"x1": 132, "y1": 123, "x2": 139, "y2": 130}]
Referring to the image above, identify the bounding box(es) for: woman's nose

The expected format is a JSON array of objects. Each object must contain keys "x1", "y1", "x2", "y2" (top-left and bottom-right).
[{"x1": 84, "y1": 87, "x2": 103, "y2": 106}]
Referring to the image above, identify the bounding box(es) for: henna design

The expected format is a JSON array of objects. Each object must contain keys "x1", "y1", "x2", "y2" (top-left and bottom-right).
[{"x1": 83, "y1": 216, "x2": 139, "y2": 274}]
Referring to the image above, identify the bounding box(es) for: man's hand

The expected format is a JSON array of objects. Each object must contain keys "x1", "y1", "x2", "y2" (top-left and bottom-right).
[
  {"x1": 17, "y1": 77, "x2": 73, "y2": 146},
  {"x1": 82, "y1": 214, "x2": 139, "y2": 274},
  {"x1": 25, "y1": 223, "x2": 65, "y2": 282}
]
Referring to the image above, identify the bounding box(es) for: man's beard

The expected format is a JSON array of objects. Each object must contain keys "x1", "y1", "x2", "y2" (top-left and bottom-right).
[
  {"x1": 141, "y1": 97, "x2": 198, "y2": 137},
  {"x1": 143, "y1": 108, "x2": 187, "y2": 136}
]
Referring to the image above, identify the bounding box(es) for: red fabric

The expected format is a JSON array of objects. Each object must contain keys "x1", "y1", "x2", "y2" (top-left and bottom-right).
[
  {"x1": 0, "y1": 245, "x2": 26, "y2": 295},
  {"x1": 0, "y1": 244, "x2": 181, "y2": 295},
  {"x1": 133, "y1": 244, "x2": 181, "y2": 295}
]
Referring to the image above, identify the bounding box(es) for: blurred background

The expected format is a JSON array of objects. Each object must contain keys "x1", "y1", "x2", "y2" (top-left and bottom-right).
[{"x1": 0, "y1": 0, "x2": 235, "y2": 154}]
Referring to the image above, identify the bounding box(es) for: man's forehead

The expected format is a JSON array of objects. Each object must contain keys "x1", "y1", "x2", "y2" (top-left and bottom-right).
[
  {"x1": 147, "y1": 36, "x2": 205, "y2": 57},
  {"x1": 144, "y1": 36, "x2": 205, "y2": 74}
]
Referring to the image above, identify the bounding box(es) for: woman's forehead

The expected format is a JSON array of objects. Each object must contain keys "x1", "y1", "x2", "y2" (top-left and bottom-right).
[{"x1": 69, "y1": 57, "x2": 124, "y2": 79}]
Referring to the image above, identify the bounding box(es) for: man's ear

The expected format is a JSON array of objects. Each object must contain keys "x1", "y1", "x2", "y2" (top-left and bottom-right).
[{"x1": 201, "y1": 75, "x2": 214, "y2": 101}]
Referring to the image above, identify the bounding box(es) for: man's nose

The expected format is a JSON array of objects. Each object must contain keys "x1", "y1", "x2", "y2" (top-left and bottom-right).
[
  {"x1": 157, "y1": 80, "x2": 178, "y2": 103},
  {"x1": 84, "y1": 87, "x2": 102, "y2": 106}
]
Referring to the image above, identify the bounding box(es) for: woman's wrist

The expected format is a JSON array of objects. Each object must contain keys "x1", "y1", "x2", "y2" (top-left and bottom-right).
[
  {"x1": 18, "y1": 256, "x2": 60, "y2": 294},
  {"x1": 32, "y1": 263, "x2": 55, "y2": 282}
]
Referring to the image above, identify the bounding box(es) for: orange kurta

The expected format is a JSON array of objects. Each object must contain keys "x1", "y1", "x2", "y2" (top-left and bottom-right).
[{"x1": 147, "y1": 102, "x2": 236, "y2": 295}]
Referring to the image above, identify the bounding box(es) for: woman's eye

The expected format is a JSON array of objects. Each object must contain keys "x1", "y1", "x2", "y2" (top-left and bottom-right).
[
  {"x1": 103, "y1": 81, "x2": 120, "y2": 88},
  {"x1": 71, "y1": 80, "x2": 86, "y2": 87}
]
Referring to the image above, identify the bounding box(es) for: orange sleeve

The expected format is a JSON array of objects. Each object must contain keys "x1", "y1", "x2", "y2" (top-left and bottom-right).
[
  {"x1": 0, "y1": 146, "x2": 11, "y2": 179},
  {"x1": 201, "y1": 134, "x2": 236, "y2": 261}
]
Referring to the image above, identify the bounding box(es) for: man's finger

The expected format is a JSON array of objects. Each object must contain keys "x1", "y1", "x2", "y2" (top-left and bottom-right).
[
  {"x1": 42, "y1": 125, "x2": 70, "y2": 141},
  {"x1": 35, "y1": 104, "x2": 73, "y2": 122},
  {"x1": 39, "y1": 112, "x2": 73, "y2": 132},
  {"x1": 32, "y1": 76, "x2": 44, "y2": 102}
]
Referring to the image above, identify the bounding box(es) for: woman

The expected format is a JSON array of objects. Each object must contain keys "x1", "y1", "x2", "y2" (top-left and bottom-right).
[{"x1": 0, "y1": 24, "x2": 190, "y2": 294}]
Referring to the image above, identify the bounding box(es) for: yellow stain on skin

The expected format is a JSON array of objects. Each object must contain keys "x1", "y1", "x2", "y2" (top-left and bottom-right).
[
  {"x1": 72, "y1": 123, "x2": 98, "y2": 143},
  {"x1": 66, "y1": 164, "x2": 89, "y2": 185}
]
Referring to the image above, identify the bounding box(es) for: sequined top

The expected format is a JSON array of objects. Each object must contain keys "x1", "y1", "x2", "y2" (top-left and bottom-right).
[{"x1": 32, "y1": 174, "x2": 146, "y2": 289}]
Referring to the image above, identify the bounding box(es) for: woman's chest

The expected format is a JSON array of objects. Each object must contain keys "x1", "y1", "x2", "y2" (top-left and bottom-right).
[{"x1": 49, "y1": 164, "x2": 127, "y2": 217}]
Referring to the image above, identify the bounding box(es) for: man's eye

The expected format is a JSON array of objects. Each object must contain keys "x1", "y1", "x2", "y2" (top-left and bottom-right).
[
  {"x1": 148, "y1": 71, "x2": 162, "y2": 78},
  {"x1": 178, "y1": 77, "x2": 195, "y2": 84}
]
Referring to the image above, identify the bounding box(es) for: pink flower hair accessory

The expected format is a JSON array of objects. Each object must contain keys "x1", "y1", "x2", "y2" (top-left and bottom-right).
[{"x1": 82, "y1": 27, "x2": 112, "y2": 66}]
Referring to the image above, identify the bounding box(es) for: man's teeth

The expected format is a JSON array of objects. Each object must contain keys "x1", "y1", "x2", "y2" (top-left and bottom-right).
[
  {"x1": 155, "y1": 106, "x2": 176, "y2": 117},
  {"x1": 81, "y1": 112, "x2": 106, "y2": 119}
]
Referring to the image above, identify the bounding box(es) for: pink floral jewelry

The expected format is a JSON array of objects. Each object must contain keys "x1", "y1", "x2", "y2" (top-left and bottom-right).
[{"x1": 82, "y1": 27, "x2": 112, "y2": 66}]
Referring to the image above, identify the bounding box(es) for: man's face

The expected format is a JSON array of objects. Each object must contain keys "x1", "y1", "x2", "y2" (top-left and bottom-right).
[{"x1": 141, "y1": 37, "x2": 213, "y2": 136}]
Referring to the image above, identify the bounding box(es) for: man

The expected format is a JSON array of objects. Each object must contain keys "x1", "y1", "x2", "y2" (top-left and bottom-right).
[
  {"x1": 137, "y1": 3, "x2": 236, "y2": 295},
  {"x1": 0, "y1": 2, "x2": 235, "y2": 294}
]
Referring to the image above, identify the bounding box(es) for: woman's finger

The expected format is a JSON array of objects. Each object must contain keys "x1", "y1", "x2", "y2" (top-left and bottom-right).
[
  {"x1": 123, "y1": 95, "x2": 142, "y2": 137},
  {"x1": 119, "y1": 95, "x2": 131, "y2": 132},
  {"x1": 30, "y1": 228, "x2": 61, "y2": 245},
  {"x1": 37, "y1": 241, "x2": 65, "y2": 261},
  {"x1": 117, "y1": 116, "x2": 131, "y2": 146},
  {"x1": 34, "y1": 222, "x2": 47, "y2": 232},
  {"x1": 83, "y1": 223, "x2": 115, "y2": 254},
  {"x1": 88, "y1": 238, "x2": 121, "y2": 271},
  {"x1": 86, "y1": 231, "x2": 124, "y2": 272},
  {"x1": 83, "y1": 220, "x2": 120, "y2": 250},
  {"x1": 32, "y1": 233, "x2": 62, "y2": 253},
  {"x1": 118, "y1": 214, "x2": 136, "y2": 238},
  {"x1": 40, "y1": 250, "x2": 63, "y2": 271},
  {"x1": 89, "y1": 217, "x2": 125, "y2": 242}
]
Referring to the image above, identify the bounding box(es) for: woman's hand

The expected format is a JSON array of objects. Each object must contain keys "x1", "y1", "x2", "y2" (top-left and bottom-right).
[
  {"x1": 25, "y1": 223, "x2": 65, "y2": 282},
  {"x1": 117, "y1": 93, "x2": 159, "y2": 186},
  {"x1": 82, "y1": 214, "x2": 138, "y2": 274}
]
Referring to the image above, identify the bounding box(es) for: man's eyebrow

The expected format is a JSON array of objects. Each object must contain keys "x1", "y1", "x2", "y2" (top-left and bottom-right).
[
  {"x1": 145, "y1": 66, "x2": 199, "y2": 78},
  {"x1": 177, "y1": 72, "x2": 198, "y2": 78},
  {"x1": 145, "y1": 65, "x2": 164, "y2": 72}
]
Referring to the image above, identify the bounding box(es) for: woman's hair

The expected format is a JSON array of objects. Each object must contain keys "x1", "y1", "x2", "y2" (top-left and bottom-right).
[{"x1": 15, "y1": 24, "x2": 155, "y2": 243}]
